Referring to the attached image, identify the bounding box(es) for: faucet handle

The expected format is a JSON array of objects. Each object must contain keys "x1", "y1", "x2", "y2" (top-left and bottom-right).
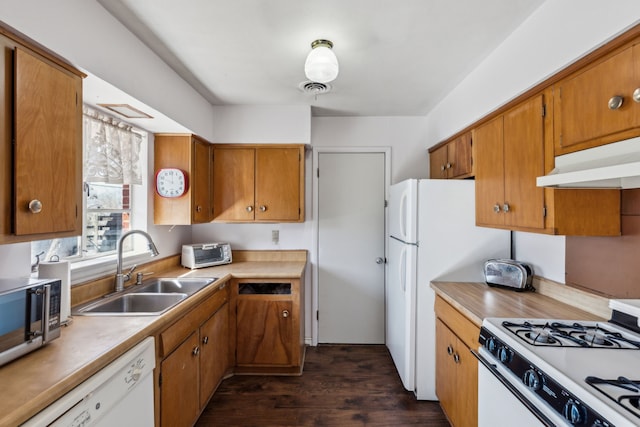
[{"x1": 123, "y1": 264, "x2": 137, "y2": 282}]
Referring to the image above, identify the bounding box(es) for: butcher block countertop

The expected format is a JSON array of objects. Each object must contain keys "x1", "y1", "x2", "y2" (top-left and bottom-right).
[
  {"x1": 431, "y1": 277, "x2": 608, "y2": 327},
  {"x1": 0, "y1": 250, "x2": 307, "y2": 427}
]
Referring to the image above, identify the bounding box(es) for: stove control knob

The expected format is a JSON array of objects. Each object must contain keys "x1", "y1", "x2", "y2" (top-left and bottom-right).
[
  {"x1": 562, "y1": 399, "x2": 586, "y2": 424},
  {"x1": 523, "y1": 369, "x2": 542, "y2": 390},
  {"x1": 497, "y1": 346, "x2": 512, "y2": 364},
  {"x1": 486, "y1": 337, "x2": 498, "y2": 353}
]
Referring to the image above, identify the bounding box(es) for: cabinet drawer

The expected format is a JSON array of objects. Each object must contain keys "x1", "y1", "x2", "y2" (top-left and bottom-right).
[
  {"x1": 159, "y1": 282, "x2": 229, "y2": 357},
  {"x1": 435, "y1": 296, "x2": 480, "y2": 350}
]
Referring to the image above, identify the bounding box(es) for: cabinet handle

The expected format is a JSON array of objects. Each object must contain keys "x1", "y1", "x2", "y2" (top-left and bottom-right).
[
  {"x1": 246, "y1": 206, "x2": 254, "y2": 212},
  {"x1": 192, "y1": 346, "x2": 200, "y2": 356},
  {"x1": 446, "y1": 163, "x2": 452, "y2": 169},
  {"x1": 633, "y1": 88, "x2": 640, "y2": 103},
  {"x1": 196, "y1": 205, "x2": 202, "y2": 212},
  {"x1": 502, "y1": 203, "x2": 510, "y2": 213},
  {"x1": 259, "y1": 205, "x2": 267, "y2": 212},
  {"x1": 453, "y1": 353, "x2": 460, "y2": 364},
  {"x1": 447, "y1": 345, "x2": 453, "y2": 355},
  {"x1": 28, "y1": 199, "x2": 43, "y2": 214},
  {"x1": 493, "y1": 204, "x2": 501, "y2": 213},
  {"x1": 440, "y1": 165, "x2": 446, "y2": 171},
  {"x1": 608, "y1": 95, "x2": 624, "y2": 110},
  {"x1": 282, "y1": 309, "x2": 290, "y2": 318},
  {"x1": 202, "y1": 336, "x2": 209, "y2": 345}
]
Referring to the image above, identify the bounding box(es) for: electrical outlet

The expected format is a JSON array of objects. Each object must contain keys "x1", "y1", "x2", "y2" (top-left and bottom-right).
[{"x1": 272, "y1": 229, "x2": 279, "y2": 244}]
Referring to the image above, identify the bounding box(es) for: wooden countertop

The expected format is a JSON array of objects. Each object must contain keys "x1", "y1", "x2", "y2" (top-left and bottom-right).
[
  {"x1": 0, "y1": 254, "x2": 306, "y2": 427},
  {"x1": 431, "y1": 280, "x2": 606, "y2": 327}
]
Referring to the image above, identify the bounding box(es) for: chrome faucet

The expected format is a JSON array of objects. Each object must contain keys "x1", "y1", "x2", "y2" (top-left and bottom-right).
[{"x1": 115, "y1": 230, "x2": 160, "y2": 292}]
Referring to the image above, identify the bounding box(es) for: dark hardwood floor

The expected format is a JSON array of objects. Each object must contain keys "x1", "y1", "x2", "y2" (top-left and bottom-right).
[{"x1": 196, "y1": 345, "x2": 450, "y2": 427}]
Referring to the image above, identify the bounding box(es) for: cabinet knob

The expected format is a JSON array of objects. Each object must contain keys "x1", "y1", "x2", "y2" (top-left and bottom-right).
[
  {"x1": 28, "y1": 199, "x2": 43, "y2": 214},
  {"x1": 259, "y1": 205, "x2": 267, "y2": 212},
  {"x1": 447, "y1": 345, "x2": 453, "y2": 355},
  {"x1": 503, "y1": 203, "x2": 510, "y2": 213},
  {"x1": 633, "y1": 88, "x2": 640, "y2": 103},
  {"x1": 608, "y1": 95, "x2": 624, "y2": 110},
  {"x1": 440, "y1": 165, "x2": 446, "y2": 171},
  {"x1": 246, "y1": 206, "x2": 254, "y2": 212},
  {"x1": 282, "y1": 309, "x2": 290, "y2": 318},
  {"x1": 493, "y1": 204, "x2": 501, "y2": 213},
  {"x1": 446, "y1": 163, "x2": 452, "y2": 169},
  {"x1": 202, "y1": 336, "x2": 209, "y2": 345},
  {"x1": 196, "y1": 205, "x2": 202, "y2": 212},
  {"x1": 453, "y1": 353, "x2": 460, "y2": 364},
  {"x1": 192, "y1": 346, "x2": 200, "y2": 356}
]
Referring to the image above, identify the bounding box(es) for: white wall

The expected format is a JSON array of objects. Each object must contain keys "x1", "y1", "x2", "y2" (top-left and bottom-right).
[{"x1": 423, "y1": 0, "x2": 640, "y2": 283}]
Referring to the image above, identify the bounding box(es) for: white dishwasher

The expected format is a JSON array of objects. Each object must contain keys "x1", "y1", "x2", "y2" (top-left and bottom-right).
[{"x1": 23, "y1": 337, "x2": 156, "y2": 427}]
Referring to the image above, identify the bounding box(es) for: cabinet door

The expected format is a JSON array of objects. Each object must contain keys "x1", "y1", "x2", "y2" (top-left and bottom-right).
[
  {"x1": 14, "y1": 48, "x2": 80, "y2": 235},
  {"x1": 236, "y1": 298, "x2": 293, "y2": 366},
  {"x1": 199, "y1": 303, "x2": 229, "y2": 408},
  {"x1": 503, "y1": 95, "x2": 545, "y2": 230},
  {"x1": 255, "y1": 147, "x2": 302, "y2": 221},
  {"x1": 474, "y1": 116, "x2": 505, "y2": 227},
  {"x1": 435, "y1": 318, "x2": 457, "y2": 426},
  {"x1": 555, "y1": 44, "x2": 639, "y2": 154},
  {"x1": 454, "y1": 336, "x2": 478, "y2": 427},
  {"x1": 192, "y1": 138, "x2": 211, "y2": 223},
  {"x1": 429, "y1": 145, "x2": 448, "y2": 179},
  {"x1": 212, "y1": 147, "x2": 255, "y2": 221},
  {"x1": 448, "y1": 133, "x2": 473, "y2": 178},
  {"x1": 160, "y1": 332, "x2": 200, "y2": 427}
]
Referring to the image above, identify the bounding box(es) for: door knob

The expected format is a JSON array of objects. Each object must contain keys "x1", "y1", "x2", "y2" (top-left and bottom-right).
[
  {"x1": 375, "y1": 257, "x2": 384, "y2": 264},
  {"x1": 282, "y1": 310, "x2": 289, "y2": 318},
  {"x1": 246, "y1": 206, "x2": 253, "y2": 212},
  {"x1": 29, "y1": 199, "x2": 43, "y2": 214},
  {"x1": 259, "y1": 205, "x2": 267, "y2": 212},
  {"x1": 493, "y1": 204, "x2": 501, "y2": 213}
]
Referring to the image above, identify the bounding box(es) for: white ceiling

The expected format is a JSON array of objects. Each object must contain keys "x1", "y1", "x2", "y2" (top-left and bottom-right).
[{"x1": 98, "y1": 0, "x2": 544, "y2": 117}]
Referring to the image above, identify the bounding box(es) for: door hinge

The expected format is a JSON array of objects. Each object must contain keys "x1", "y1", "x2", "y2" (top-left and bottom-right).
[
  {"x1": 542, "y1": 104, "x2": 546, "y2": 117},
  {"x1": 384, "y1": 200, "x2": 388, "y2": 208},
  {"x1": 159, "y1": 373, "x2": 162, "y2": 387},
  {"x1": 316, "y1": 310, "x2": 319, "y2": 321},
  {"x1": 543, "y1": 206, "x2": 547, "y2": 218},
  {"x1": 317, "y1": 168, "x2": 319, "y2": 178}
]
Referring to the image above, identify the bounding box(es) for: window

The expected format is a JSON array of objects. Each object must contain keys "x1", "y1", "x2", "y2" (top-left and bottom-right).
[{"x1": 31, "y1": 107, "x2": 148, "y2": 268}]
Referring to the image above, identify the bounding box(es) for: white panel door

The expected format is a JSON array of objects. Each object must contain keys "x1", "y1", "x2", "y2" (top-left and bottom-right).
[{"x1": 318, "y1": 152, "x2": 386, "y2": 344}]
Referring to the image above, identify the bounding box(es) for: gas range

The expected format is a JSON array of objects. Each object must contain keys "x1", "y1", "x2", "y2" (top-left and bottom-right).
[{"x1": 478, "y1": 300, "x2": 640, "y2": 426}]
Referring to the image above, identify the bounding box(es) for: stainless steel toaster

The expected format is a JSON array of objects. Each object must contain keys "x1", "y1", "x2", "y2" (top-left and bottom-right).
[{"x1": 483, "y1": 259, "x2": 534, "y2": 291}]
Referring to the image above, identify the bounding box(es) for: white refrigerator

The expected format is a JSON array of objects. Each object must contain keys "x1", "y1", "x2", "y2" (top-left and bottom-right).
[{"x1": 386, "y1": 179, "x2": 510, "y2": 400}]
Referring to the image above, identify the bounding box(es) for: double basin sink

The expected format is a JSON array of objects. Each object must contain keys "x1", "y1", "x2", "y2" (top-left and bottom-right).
[{"x1": 74, "y1": 277, "x2": 217, "y2": 316}]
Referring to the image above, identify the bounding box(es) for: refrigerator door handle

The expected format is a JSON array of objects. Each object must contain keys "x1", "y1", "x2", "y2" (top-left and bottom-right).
[
  {"x1": 400, "y1": 246, "x2": 407, "y2": 292},
  {"x1": 399, "y1": 191, "x2": 408, "y2": 241}
]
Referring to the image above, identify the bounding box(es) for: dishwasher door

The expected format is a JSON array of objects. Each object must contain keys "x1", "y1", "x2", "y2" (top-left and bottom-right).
[{"x1": 23, "y1": 337, "x2": 156, "y2": 427}]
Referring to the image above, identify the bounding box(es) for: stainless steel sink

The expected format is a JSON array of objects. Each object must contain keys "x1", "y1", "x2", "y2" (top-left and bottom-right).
[
  {"x1": 75, "y1": 293, "x2": 187, "y2": 316},
  {"x1": 132, "y1": 277, "x2": 217, "y2": 296}
]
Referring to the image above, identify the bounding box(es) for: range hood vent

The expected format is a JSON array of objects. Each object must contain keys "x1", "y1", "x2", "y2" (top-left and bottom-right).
[{"x1": 537, "y1": 137, "x2": 640, "y2": 189}]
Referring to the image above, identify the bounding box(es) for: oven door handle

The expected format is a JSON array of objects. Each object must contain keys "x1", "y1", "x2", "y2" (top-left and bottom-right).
[{"x1": 471, "y1": 349, "x2": 556, "y2": 427}]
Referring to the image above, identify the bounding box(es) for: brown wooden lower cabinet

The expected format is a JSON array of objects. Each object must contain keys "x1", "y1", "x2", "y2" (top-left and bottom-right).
[
  {"x1": 156, "y1": 282, "x2": 231, "y2": 427},
  {"x1": 234, "y1": 277, "x2": 305, "y2": 375},
  {"x1": 435, "y1": 296, "x2": 480, "y2": 427}
]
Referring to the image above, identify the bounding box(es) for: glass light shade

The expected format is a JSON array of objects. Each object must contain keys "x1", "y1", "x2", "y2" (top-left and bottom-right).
[{"x1": 304, "y1": 44, "x2": 339, "y2": 83}]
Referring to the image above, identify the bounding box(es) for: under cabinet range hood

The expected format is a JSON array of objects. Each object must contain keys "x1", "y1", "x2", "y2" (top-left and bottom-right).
[{"x1": 537, "y1": 137, "x2": 640, "y2": 189}]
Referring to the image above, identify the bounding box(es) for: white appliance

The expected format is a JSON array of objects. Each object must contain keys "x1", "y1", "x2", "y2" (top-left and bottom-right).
[
  {"x1": 23, "y1": 337, "x2": 156, "y2": 426},
  {"x1": 387, "y1": 179, "x2": 510, "y2": 399},
  {"x1": 477, "y1": 305, "x2": 640, "y2": 426}
]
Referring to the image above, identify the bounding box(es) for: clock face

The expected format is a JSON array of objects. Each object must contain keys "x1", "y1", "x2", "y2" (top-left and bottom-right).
[{"x1": 156, "y1": 168, "x2": 188, "y2": 198}]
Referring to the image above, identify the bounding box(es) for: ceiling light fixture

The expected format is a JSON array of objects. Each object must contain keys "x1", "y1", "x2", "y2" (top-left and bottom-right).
[{"x1": 304, "y1": 39, "x2": 339, "y2": 84}]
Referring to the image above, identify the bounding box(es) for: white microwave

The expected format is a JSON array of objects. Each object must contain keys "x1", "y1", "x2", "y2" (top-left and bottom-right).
[{"x1": 181, "y1": 243, "x2": 232, "y2": 269}]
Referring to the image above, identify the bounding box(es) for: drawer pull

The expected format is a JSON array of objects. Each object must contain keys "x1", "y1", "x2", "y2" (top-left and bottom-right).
[
  {"x1": 192, "y1": 346, "x2": 200, "y2": 356},
  {"x1": 447, "y1": 345, "x2": 453, "y2": 355},
  {"x1": 608, "y1": 95, "x2": 624, "y2": 110},
  {"x1": 202, "y1": 336, "x2": 209, "y2": 345}
]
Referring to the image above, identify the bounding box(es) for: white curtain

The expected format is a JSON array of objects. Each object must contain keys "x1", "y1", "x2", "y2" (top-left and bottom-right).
[{"x1": 83, "y1": 107, "x2": 143, "y2": 185}]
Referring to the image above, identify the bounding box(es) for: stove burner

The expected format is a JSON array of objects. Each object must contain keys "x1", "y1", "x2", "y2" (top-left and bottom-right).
[
  {"x1": 586, "y1": 376, "x2": 640, "y2": 419},
  {"x1": 502, "y1": 320, "x2": 640, "y2": 349}
]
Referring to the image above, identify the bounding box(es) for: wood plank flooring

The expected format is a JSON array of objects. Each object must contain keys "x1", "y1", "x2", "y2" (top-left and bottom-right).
[{"x1": 196, "y1": 345, "x2": 450, "y2": 426}]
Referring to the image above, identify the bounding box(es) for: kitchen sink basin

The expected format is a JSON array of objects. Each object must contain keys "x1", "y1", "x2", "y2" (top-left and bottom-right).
[
  {"x1": 75, "y1": 293, "x2": 187, "y2": 316},
  {"x1": 132, "y1": 277, "x2": 217, "y2": 296}
]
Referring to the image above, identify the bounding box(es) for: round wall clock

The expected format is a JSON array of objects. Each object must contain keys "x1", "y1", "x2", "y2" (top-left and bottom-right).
[{"x1": 155, "y1": 168, "x2": 188, "y2": 198}]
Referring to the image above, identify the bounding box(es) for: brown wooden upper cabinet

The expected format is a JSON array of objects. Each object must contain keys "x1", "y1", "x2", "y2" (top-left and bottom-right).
[
  {"x1": 154, "y1": 134, "x2": 212, "y2": 225},
  {"x1": 554, "y1": 42, "x2": 640, "y2": 155},
  {"x1": 212, "y1": 144, "x2": 305, "y2": 223},
  {"x1": 475, "y1": 95, "x2": 546, "y2": 231},
  {"x1": 429, "y1": 132, "x2": 473, "y2": 179},
  {"x1": 0, "y1": 25, "x2": 84, "y2": 244},
  {"x1": 474, "y1": 92, "x2": 620, "y2": 236}
]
